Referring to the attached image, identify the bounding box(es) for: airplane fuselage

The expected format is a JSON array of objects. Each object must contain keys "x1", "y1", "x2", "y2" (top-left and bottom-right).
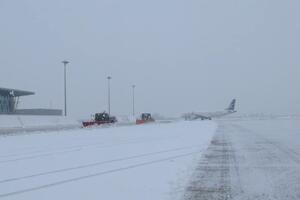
[{"x1": 183, "y1": 99, "x2": 237, "y2": 120}]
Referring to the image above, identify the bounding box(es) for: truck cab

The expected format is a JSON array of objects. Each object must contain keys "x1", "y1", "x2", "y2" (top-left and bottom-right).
[{"x1": 136, "y1": 113, "x2": 155, "y2": 125}]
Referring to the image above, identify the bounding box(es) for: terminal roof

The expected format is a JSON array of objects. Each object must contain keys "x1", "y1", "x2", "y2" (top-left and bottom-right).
[{"x1": 0, "y1": 87, "x2": 35, "y2": 97}]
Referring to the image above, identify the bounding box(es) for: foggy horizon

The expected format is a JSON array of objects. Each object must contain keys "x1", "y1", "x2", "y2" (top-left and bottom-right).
[{"x1": 1, "y1": 0, "x2": 299, "y2": 118}]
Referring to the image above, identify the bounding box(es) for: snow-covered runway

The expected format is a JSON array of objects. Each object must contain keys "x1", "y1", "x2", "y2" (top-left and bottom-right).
[
  {"x1": 0, "y1": 121, "x2": 216, "y2": 200},
  {"x1": 184, "y1": 118, "x2": 300, "y2": 200},
  {"x1": 2, "y1": 118, "x2": 299, "y2": 200}
]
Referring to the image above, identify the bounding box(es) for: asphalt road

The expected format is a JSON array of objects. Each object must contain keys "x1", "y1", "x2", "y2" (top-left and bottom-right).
[{"x1": 184, "y1": 118, "x2": 300, "y2": 200}]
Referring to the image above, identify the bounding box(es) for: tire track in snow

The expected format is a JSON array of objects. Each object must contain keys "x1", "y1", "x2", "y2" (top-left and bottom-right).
[
  {"x1": 0, "y1": 137, "x2": 147, "y2": 159},
  {"x1": 0, "y1": 124, "x2": 177, "y2": 159},
  {"x1": 0, "y1": 146, "x2": 198, "y2": 184},
  {"x1": 0, "y1": 151, "x2": 200, "y2": 198},
  {"x1": 230, "y1": 124, "x2": 300, "y2": 164},
  {"x1": 0, "y1": 135, "x2": 187, "y2": 165},
  {"x1": 0, "y1": 149, "x2": 82, "y2": 164},
  {"x1": 183, "y1": 129, "x2": 235, "y2": 200}
]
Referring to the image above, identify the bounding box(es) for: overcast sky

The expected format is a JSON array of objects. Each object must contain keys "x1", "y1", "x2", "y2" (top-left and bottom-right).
[{"x1": 0, "y1": 0, "x2": 299, "y2": 118}]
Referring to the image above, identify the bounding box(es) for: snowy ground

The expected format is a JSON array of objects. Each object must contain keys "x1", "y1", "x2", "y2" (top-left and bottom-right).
[
  {"x1": 2, "y1": 117, "x2": 299, "y2": 200},
  {"x1": 0, "y1": 115, "x2": 80, "y2": 135},
  {"x1": 184, "y1": 117, "x2": 300, "y2": 200},
  {"x1": 0, "y1": 121, "x2": 216, "y2": 200}
]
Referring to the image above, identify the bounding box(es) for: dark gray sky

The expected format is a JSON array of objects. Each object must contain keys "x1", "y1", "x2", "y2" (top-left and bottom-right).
[{"x1": 1, "y1": 0, "x2": 299, "y2": 117}]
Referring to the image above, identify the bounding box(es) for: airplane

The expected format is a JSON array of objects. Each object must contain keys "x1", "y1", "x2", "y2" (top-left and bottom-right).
[{"x1": 182, "y1": 99, "x2": 237, "y2": 120}]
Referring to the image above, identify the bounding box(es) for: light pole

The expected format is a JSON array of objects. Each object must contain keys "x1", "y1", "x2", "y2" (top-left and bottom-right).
[
  {"x1": 107, "y1": 76, "x2": 112, "y2": 115},
  {"x1": 62, "y1": 60, "x2": 69, "y2": 116},
  {"x1": 132, "y1": 85, "x2": 135, "y2": 116}
]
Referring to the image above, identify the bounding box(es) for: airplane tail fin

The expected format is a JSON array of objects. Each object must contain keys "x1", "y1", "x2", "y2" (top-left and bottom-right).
[{"x1": 225, "y1": 99, "x2": 236, "y2": 111}]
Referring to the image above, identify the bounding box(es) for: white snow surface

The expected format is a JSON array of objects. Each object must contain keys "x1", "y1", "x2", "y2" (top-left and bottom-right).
[
  {"x1": 0, "y1": 120, "x2": 216, "y2": 200},
  {"x1": 176, "y1": 117, "x2": 300, "y2": 200},
  {"x1": 0, "y1": 115, "x2": 79, "y2": 129}
]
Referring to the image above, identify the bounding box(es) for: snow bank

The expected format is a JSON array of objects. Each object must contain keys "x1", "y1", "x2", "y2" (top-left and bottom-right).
[
  {"x1": 0, "y1": 115, "x2": 80, "y2": 132},
  {"x1": 0, "y1": 120, "x2": 216, "y2": 200}
]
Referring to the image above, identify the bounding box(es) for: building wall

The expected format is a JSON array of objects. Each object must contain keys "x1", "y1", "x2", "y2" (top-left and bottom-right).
[
  {"x1": 0, "y1": 95, "x2": 11, "y2": 113},
  {"x1": 14, "y1": 109, "x2": 63, "y2": 116}
]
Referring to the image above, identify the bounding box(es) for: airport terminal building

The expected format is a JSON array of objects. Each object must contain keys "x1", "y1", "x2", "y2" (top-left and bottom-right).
[{"x1": 0, "y1": 87, "x2": 62, "y2": 116}]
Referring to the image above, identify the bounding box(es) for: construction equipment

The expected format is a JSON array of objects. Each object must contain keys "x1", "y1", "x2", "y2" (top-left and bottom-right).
[
  {"x1": 82, "y1": 112, "x2": 117, "y2": 127},
  {"x1": 136, "y1": 113, "x2": 155, "y2": 125}
]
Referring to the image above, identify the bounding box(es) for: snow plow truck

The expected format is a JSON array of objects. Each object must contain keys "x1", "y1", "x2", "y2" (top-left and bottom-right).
[
  {"x1": 82, "y1": 112, "x2": 117, "y2": 127},
  {"x1": 136, "y1": 113, "x2": 155, "y2": 125}
]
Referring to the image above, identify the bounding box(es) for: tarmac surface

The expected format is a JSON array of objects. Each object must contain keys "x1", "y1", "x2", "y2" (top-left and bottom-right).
[{"x1": 183, "y1": 118, "x2": 300, "y2": 200}]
